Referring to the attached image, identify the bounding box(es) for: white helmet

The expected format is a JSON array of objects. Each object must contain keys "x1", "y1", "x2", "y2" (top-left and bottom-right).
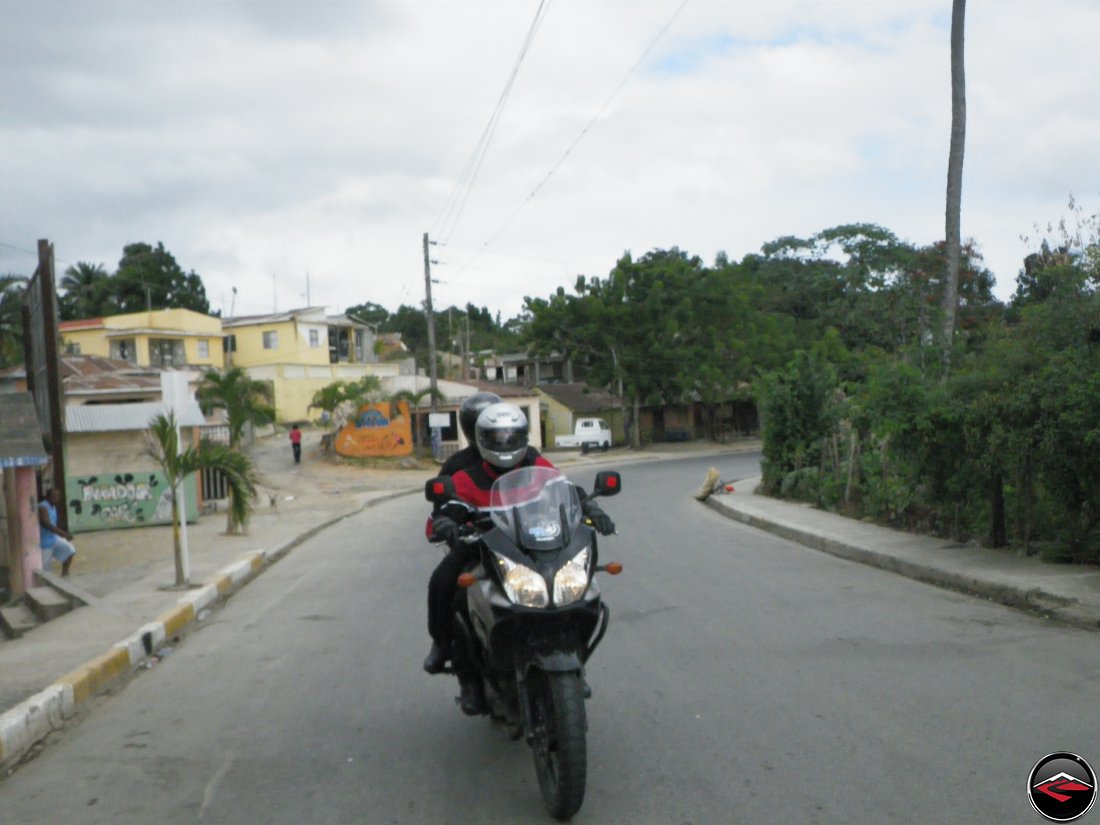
[{"x1": 475, "y1": 402, "x2": 529, "y2": 469}]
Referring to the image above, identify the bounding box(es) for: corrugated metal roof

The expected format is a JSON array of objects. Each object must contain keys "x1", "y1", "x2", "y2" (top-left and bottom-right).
[
  {"x1": 66, "y1": 401, "x2": 206, "y2": 433},
  {"x1": 536, "y1": 383, "x2": 619, "y2": 413},
  {"x1": 0, "y1": 393, "x2": 49, "y2": 467}
]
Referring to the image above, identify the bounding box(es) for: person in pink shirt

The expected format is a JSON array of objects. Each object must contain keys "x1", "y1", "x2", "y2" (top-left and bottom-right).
[{"x1": 289, "y1": 424, "x2": 302, "y2": 464}]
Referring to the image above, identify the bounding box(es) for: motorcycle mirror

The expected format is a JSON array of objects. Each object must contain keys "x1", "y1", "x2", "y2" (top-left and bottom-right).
[
  {"x1": 592, "y1": 470, "x2": 621, "y2": 498},
  {"x1": 424, "y1": 476, "x2": 456, "y2": 504}
]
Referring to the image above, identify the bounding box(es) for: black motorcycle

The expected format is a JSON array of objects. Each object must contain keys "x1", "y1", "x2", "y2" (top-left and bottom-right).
[{"x1": 425, "y1": 465, "x2": 622, "y2": 820}]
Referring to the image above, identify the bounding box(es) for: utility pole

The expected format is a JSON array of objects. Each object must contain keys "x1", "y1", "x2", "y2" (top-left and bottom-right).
[
  {"x1": 464, "y1": 313, "x2": 470, "y2": 381},
  {"x1": 423, "y1": 233, "x2": 439, "y2": 414}
]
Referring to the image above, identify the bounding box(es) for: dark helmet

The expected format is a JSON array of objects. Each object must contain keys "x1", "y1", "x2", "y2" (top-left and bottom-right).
[
  {"x1": 459, "y1": 391, "x2": 502, "y2": 443},
  {"x1": 475, "y1": 402, "x2": 528, "y2": 469}
]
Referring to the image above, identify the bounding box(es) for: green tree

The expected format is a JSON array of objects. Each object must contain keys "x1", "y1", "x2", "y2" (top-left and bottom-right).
[
  {"x1": 197, "y1": 367, "x2": 275, "y2": 449},
  {"x1": 308, "y1": 375, "x2": 383, "y2": 452},
  {"x1": 0, "y1": 275, "x2": 27, "y2": 368},
  {"x1": 196, "y1": 367, "x2": 274, "y2": 534},
  {"x1": 754, "y1": 351, "x2": 839, "y2": 494},
  {"x1": 114, "y1": 242, "x2": 211, "y2": 314},
  {"x1": 59, "y1": 261, "x2": 111, "y2": 320},
  {"x1": 343, "y1": 301, "x2": 390, "y2": 328},
  {"x1": 145, "y1": 412, "x2": 258, "y2": 586}
]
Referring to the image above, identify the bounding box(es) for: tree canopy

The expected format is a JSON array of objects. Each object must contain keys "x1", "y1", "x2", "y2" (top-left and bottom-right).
[{"x1": 57, "y1": 243, "x2": 211, "y2": 320}]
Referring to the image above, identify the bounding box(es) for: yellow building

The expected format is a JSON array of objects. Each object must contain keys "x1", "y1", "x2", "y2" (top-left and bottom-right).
[
  {"x1": 59, "y1": 309, "x2": 224, "y2": 369},
  {"x1": 223, "y1": 308, "x2": 403, "y2": 423},
  {"x1": 58, "y1": 306, "x2": 410, "y2": 424}
]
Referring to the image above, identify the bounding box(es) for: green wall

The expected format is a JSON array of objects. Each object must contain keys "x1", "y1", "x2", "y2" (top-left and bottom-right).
[{"x1": 66, "y1": 471, "x2": 199, "y2": 532}]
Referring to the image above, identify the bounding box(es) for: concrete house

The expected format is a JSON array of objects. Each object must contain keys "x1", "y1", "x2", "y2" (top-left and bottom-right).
[
  {"x1": 536, "y1": 383, "x2": 625, "y2": 448},
  {"x1": 59, "y1": 308, "x2": 225, "y2": 370},
  {"x1": 222, "y1": 308, "x2": 403, "y2": 423}
]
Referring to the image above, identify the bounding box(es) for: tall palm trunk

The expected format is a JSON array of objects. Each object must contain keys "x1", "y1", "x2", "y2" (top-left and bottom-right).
[{"x1": 941, "y1": 0, "x2": 967, "y2": 373}]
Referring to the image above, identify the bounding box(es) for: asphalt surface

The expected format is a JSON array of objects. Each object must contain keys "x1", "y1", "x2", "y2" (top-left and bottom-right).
[
  {"x1": 2, "y1": 449, "x2": 1099, "y2": 824},
  {"x1": 3, "y1": 429, "x2": 1100, "y2": 790}
]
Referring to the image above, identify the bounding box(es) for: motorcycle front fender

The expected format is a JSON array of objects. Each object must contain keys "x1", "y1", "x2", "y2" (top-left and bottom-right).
[{"x1": 524, "y1": 649, "x2": 583, "y2": 675}]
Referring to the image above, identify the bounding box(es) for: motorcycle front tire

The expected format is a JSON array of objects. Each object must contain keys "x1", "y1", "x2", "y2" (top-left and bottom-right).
[{"x1": 530, "y1": 670, "x2": 587, "y2": 820}]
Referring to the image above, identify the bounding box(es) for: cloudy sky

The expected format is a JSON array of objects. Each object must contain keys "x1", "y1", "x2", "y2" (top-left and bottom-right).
[{"x1": 3, "y1": 0, "x2": 1099, "y2": 322}]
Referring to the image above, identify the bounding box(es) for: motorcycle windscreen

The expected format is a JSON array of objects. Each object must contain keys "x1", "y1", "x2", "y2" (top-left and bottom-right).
[{"x1": 488, "y1": 466, "x2": 582, "y2": 551}]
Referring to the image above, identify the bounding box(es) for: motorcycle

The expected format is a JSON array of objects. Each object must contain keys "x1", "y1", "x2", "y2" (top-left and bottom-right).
[{"x1": 424, "y1": 465, "x2": 622, "y2": 820}]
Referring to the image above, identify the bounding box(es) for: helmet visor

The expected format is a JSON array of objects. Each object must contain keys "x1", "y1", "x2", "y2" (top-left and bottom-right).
[{"x1": 480, "y1": 427, "x2": 526, "y2": 453}]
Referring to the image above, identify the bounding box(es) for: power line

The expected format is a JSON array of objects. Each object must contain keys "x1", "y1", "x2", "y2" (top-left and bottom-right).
[
  {"x1": 457, "y1": 0, "x2": 691, "y2": 276},
  {"x1": 432, "y1": 0, "x2": 552, "y2": 244}
]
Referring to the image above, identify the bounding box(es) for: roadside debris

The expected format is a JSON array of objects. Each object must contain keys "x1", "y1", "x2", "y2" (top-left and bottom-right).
[{"x1": 694, "y1": 467, "x2": 735, "y2": 502}]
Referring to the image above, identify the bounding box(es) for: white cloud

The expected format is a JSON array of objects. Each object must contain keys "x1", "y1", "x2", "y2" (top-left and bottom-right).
[{"x1": 3, "y1": 0, "x2": 1099, "y2": 322}]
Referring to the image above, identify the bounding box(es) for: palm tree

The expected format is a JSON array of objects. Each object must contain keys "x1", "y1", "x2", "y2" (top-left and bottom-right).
[
  {"x1": 308, "y1": 375, "x2": 383, "y2": 455},
  {"x1": 196, "y1": 366, "x2": 275, "y2": 449},
  {"x1": 59, "y1": 262, "x2": 111, "y2": 321},
  {"x1": 196, "y1": 367, "x2": 274, "y2": 533},
  {"x1": 146, "y1": 412, "x2": 258, "y2": 586},
  {"x1": 391, "y1": 385, "x2": 444, "y2": 457}
]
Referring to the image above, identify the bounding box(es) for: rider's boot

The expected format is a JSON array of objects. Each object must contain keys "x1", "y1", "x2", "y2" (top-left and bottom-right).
[
  {"x1": 423, "y1": 641, "x2": 451, "y2": 674},
  {"x1": 459, "y1": 677, "x2": 488, "y2": 715}
]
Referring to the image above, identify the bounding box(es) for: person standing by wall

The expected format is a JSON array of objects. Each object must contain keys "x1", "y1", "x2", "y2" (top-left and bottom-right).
[
  {"x1": 38, "y1": 488, "x2": 76, "y2": 577},
  {"x1": 289, "y1": 424, "x2": 302, "y2": 464}
]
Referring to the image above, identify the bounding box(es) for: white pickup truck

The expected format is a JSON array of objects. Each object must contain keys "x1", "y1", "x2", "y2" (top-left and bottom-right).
[{"x1": 554, "y1": 418, "x2": 613, "y2": 453}]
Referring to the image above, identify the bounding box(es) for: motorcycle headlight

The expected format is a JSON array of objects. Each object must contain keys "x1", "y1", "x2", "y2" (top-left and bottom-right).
[
  {"x1": 496, "y1": 555, "x2": 548, "y2": 608},
  {"x1": 553, "y1": 547, "x2": 590, "y2": 606}
]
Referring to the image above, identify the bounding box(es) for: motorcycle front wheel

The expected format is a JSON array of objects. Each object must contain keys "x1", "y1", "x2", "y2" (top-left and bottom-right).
[{"x1": 529, "y1": 671, "x2": 587, "y2": 820}]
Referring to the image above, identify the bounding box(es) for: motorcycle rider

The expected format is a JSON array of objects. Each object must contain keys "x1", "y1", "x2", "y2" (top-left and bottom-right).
[{"x1": 424, "y1": 402, "x2": 614, "y2": 715}]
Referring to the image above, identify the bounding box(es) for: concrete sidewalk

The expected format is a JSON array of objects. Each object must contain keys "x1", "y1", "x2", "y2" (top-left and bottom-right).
[
  {"x1": 5, "y1": 434, "x2": 1099, "y2": 774},
  {"x1": 706, "y1": 477, "x2": 1100, "y2": 631}
]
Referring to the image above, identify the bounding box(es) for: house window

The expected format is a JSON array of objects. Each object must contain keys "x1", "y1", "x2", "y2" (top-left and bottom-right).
[
  {"x1": 262, "y1": 330, "x2": 278, "y2": 349},
  {"x1": 309, "y1": 329, "x2": 320, "y2": 348},
  {"x1": 64, "y1": 342, "x2": 81, "y2": 355},
  {"x1": 150, "y1": 338, "x2": 186, "y2": 368},
  {"x1": 224, "y1": 334, "x2": 236, "y2": 353},
  {"x1": 110, "y1": 338, "x2": 137, "y2": 364},
  {"x1": 197, "y1": 339, "x2": 210, "y2": 359}
]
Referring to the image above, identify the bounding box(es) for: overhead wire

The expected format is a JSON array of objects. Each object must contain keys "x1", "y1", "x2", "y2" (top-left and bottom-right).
[
  {"x1": 451, "y1": 0, "x2": 691, "y2": 277},
  {"x1": 432, "y1": 0, "x2": 552, "y2": 245}
]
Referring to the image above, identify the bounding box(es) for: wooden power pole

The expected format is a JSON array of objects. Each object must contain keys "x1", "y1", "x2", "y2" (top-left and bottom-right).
[{"x1": 422, "y1": 233, "x2": 439, "y2": 414}]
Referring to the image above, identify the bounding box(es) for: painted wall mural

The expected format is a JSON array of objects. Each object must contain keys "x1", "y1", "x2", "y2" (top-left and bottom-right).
[
  {"x1": 335, "y1": 400, "x2": 413, "y2": 458},
  {"x1": 66, "y1": 471, "x2": 199, "y2": 532}
]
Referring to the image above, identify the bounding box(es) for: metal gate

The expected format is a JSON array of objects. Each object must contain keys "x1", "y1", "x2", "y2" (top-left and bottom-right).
[{"x1": 201, "y1": 467, "x2": 229, "y2": 501}]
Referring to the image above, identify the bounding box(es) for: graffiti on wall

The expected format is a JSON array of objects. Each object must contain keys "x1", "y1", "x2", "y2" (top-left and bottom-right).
[
  {"x1": 66, "y1": 471, "x2": 199, "y2": 532},
  {"x1": 335, "y1": 400, "x2": 414, "y2": 457}
]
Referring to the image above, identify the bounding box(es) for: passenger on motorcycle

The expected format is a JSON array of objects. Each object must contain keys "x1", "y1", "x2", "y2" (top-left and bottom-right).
[{"x1": 421, "y1": 391, "x2": 501, "y2": 678}]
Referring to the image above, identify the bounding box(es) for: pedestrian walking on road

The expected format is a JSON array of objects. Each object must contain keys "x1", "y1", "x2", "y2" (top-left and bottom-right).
[
  {"x1": 38, "y1": 488, "x2": 76, "y2": 576},
  {"x1": 289, "y1": 424, "x2": 303, "y2": 464}
]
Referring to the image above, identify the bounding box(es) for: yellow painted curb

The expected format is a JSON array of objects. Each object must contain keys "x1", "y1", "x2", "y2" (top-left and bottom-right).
[
  {"x1": 158, "y1": 602, "x2": 196, "y2": 638},
  {"x1": 57, "y1": 647, "x2": 131, "y2": 706},
  {"x1": 213, "y1": 574, "x2": 233, "y2": 595}
]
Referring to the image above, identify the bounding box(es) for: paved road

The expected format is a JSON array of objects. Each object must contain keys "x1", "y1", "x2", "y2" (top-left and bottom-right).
[{"x1": 2, "y1": 452, "x2": 1097, "y2": 823}]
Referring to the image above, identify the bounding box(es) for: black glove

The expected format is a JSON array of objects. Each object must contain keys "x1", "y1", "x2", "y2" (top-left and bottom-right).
[
  {"x1": 431, "y1": 515, "x2": 458, "y2": 544},
  {"x1": 582, "y1": 501, "x2": 615, "y2": 536}
]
